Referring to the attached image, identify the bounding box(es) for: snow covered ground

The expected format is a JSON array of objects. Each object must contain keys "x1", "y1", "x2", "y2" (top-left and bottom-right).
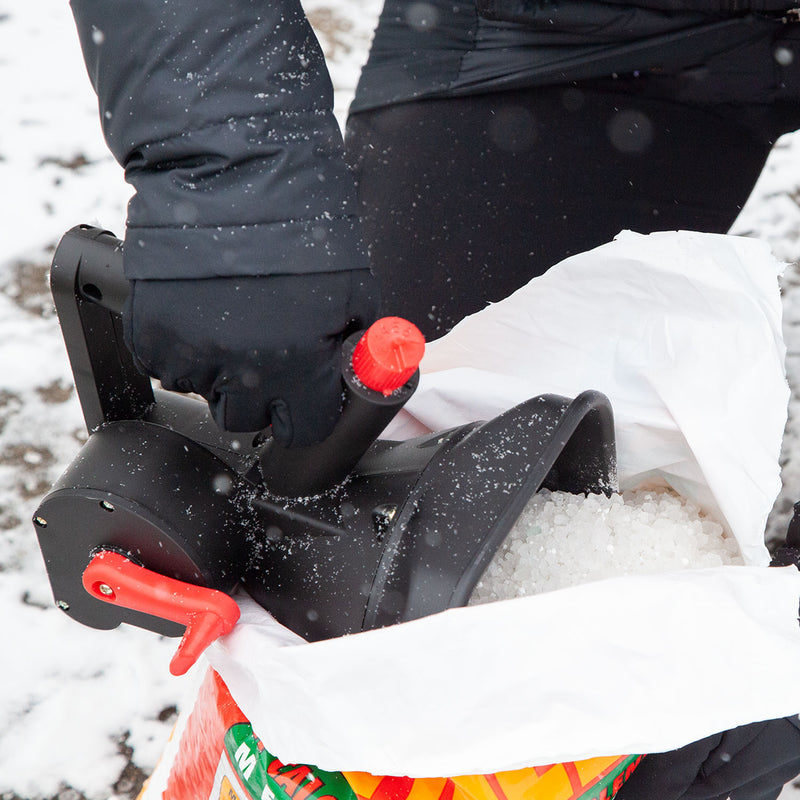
[{"x1": 3, "y1": 1, "x2": 800, "y2": 798}]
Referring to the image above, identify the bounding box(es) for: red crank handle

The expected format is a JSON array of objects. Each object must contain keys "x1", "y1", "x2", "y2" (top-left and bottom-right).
[{"x1": 82, "y1": 550, "x2": 240, "y2": 676}]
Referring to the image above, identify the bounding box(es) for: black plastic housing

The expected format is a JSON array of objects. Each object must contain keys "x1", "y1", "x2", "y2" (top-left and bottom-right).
[
  {"x1": 244, "y1": 389, "x2": 616, "y2": 639},
  {"x1": 33, "y1": 225, "x2": 618, "y2": 643}
]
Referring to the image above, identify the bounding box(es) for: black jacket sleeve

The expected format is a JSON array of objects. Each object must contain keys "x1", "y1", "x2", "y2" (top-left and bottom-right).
[{"x1": 68, "y1": 0, "x2": 369, "y2": 281}]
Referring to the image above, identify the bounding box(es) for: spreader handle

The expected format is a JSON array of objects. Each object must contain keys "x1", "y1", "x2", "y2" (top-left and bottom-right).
[
  {"x1": 82, "y1": 550, "x2": 240, "y2": 676},
  {"x1": 258, "y1": 318, "x2": 425, "y2": 497},
  {"x1": 50, "y1": 226, "x2": 154, "y2": 432}
]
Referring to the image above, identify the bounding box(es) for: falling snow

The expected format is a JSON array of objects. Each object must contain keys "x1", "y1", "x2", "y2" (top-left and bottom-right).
[{"x1": 4, "y1": 0, "x2": 800, "y2": 798}]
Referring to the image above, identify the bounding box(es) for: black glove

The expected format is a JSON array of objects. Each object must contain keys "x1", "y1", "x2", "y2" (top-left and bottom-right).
[
  {"x1": 124, "y1": 270, "x2": 378, "y2": 447},
  {"x1": 615, "y1": 717, "x2": 800, "y2": 800}
]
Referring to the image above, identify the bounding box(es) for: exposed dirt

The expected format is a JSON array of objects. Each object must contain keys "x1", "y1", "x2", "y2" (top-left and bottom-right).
[
  {"x1": 38, "y1": 153, "x2": 92, "y2": 171},
  {"x1": 0, "y1": 443, "x2": 56, "y2": 501},
  {"x1": 3, "y1": 259, "x2": 55, "y2": 318},
  {"x1": 36, "y1": 381, "x2": 74, "y2": 405},
  {"x1": 306, "y1": 6, "x2": 355, "y2": 59},
  {"x1": 0, "y1": 725, "x2": 174, "y2": 800}
]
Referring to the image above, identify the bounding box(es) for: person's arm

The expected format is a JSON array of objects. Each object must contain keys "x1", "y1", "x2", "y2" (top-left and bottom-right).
[{"x1": 68, "y1": 0, "x2": 377, "y2": 445}]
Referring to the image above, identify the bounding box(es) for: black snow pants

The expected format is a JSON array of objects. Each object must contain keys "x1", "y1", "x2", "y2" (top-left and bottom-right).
[{"x1": 345, "y1": 9, "x2": 800, "y2": 339}]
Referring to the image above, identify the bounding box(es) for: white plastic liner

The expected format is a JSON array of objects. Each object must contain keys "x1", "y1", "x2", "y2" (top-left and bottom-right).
[
  {"x1": 387, "y1": 229, "x2": 789, "y2": 567},
  {"x1": 208, "y1": 230, "x2": 800, "y2": 777}
]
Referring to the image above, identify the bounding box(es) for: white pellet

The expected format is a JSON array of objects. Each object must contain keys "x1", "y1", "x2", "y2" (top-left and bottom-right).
[{"x1": 469, "y1": 488, "x2": 743, "y2": 605}]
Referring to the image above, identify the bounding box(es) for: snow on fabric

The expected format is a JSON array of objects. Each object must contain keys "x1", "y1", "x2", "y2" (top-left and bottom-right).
[{"x1": 205, "y1": 230, "x2": 800, "y2": 779}]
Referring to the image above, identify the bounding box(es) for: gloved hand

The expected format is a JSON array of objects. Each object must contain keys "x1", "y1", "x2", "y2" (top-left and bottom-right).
[
  {"x1": 124, "y1": 269, "x2": 378, "y2": 447},
  {"x1": 615, "y1": 717, "x2": 800, "y2": 800},
  {"x1": 70, "y1": 0, "x2": 380, "y2": 448}
]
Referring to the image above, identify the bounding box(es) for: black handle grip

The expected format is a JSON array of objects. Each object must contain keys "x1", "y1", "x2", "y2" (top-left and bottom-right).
[
  {"x1": 68, "y1": 227, "x2": 131, "y2": 315},
  {"x1": 51, "y1": 225, "x2": 154, "y2": 431},
  {"x1": 258, "y1": 333, "x2": 420, "y2": 497}
]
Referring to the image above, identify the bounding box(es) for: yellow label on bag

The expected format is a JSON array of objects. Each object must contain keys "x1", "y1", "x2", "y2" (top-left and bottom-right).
[
  {"x1": 343, "y1": 754, "x2": 644, "y2": 800},
  {"x1": 220, "y1": 776, "x2": 243, "y2": 800}
]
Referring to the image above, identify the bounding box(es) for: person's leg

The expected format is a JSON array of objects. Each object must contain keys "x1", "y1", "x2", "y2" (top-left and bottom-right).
[{"x1": 346, "y1": 83, "x2": 788, "y2": 339}]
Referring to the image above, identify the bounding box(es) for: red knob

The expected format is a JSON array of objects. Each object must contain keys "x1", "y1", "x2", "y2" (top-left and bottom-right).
[{"x1": 351, "y1": 317, "x2": 425, "y2": 395}]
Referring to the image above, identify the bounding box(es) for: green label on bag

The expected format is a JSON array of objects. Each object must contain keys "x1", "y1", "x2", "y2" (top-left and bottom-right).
[
  {"x1": 576, "y1": 754, "x2": 644, "y2": 800},
  {"x1": 224, "y1": 723, "x2": 358, "y2": 800}
]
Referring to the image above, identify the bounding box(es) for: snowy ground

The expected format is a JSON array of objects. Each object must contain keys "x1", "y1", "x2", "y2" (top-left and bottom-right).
[{"x1": 3, "y1": 1, "x2": 800, "y2": 798}]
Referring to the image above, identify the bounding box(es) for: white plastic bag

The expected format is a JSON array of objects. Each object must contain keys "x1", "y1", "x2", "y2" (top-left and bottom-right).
[
  {"x1": 387, "y1": 229, "x2": 789, "y2": 567},
  {"x1": 208, "y1": 230, "x2": 800, "y2": 777}
]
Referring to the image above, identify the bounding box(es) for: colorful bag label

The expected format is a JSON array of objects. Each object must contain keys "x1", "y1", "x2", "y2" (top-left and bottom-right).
[
  {"x1": 158, "y1": 669, "x2": 641, "y2": 800},
  {"x1": 217, "y1": 722, "x2": 357, "y2": 800},
  {"x1": 343, "y1": 755, "x2": 643, "y2": 800}
]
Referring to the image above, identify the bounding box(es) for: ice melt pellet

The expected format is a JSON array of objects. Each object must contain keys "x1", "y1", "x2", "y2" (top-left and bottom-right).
[{"x1": 469, "y1": 488, "x2": 743, "y2": 605}]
